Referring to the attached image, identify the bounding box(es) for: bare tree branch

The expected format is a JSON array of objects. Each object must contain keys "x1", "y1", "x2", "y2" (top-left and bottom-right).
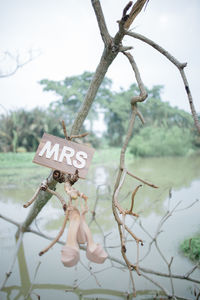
[
  {"x1": 1, "y1": 212, "x2": 200, "y2": 292},
  {"x1": 125, "y1": 30, "x2": 200, "y2": 134},
  {"x1": 122, "y1": 51, "x2": 147, "y2": 104},
  {"x1": 0, "y1": 49, "x2": 41, "y2": 78},
  {"x1": 126, "y1": 170, "x2": 158, "y2": 188},
  {"x1": 124, "y1": 0, "x2": 149, "y2": 30},
  {"x1": 91, "y1": 0, "x2": 111, "y2": 46},
  {"x1": 39, "y1": 212, "x2": 69, "y2": 256}
]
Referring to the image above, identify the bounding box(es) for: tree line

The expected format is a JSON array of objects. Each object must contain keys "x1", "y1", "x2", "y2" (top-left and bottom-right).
[{"x1": 0, "y1": 71, "x2": 199, "y2": 156}]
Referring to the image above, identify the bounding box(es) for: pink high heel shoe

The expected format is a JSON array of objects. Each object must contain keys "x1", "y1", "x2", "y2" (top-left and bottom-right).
[
  {"x1": 77, "y1": 217, "x2": 87, "y2": 244},
  {"x1": 77, "y1": 209, "x2": 108, "y2": 264},
  {"x1": 61, "y1": 208, "x2": 80, "y2": 267}
]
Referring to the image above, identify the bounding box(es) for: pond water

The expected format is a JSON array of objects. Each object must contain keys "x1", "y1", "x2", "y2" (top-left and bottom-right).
[{"x1": 0, "y1": 154, "x2": 200, "y2": 300}]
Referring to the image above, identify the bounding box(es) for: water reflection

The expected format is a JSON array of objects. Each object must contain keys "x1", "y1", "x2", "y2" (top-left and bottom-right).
[
  {"x1": 1, "y1": 239, "x2": 165, "y2": 300},
  {"x1": 0, "y1": 155, "x2": 200, "y2": 231},
  {"x1": 0, "y1": 155, "x2": 200, "y2": 299}
]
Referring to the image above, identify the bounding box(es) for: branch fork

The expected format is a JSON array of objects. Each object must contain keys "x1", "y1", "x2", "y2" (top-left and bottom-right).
[{"x1": 62, "y1": 120, "x2": 88, "y2": 141}]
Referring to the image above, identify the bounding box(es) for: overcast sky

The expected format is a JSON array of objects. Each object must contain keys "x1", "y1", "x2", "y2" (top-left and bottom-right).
[{"x1": 0, "y1": 0, "x2": 199, "y2": 114}]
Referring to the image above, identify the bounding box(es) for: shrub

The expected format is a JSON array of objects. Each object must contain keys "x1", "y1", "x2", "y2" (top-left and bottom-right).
[
  {"x1": 180, "y1": 235, "x2": 200, "y2": 262},
  {"x1": 129, "y1": 125, "x2": 193, "y2": 157}
]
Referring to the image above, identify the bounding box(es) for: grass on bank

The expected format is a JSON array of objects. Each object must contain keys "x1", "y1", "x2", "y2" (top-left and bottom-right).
[
  {"x1": 0, "y1": 148, "x2": 133, "y2": 187},
  {"x1": 0, "y1": 147, "x2": 133, "y2": 167}
]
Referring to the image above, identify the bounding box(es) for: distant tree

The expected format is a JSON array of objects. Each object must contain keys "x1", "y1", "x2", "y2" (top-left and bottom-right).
[
  {"x1": 0, "y1": 80, "x2": 197, "y2": 153},
  {"x1": 103, "y1": 84, "x2": 138, "y2": 146},
  {"x1": 0, "y1": 108, "x2": 61, "y2": 152},
  {"x1": 40, "y1": 71, "x2": 112, "y2": 133},
  {"x1": 103, "y1": 84, "x2": 198, "y2": 155},
  {"x1": 103, "y1": 85, "x2": 162, "y2": 145},
  {"x1": 129, "y1": 125, "x2": 194, "y2": 157},
  {"x1": 137, "y1": 89, "x2": 194, "y2": 129}
]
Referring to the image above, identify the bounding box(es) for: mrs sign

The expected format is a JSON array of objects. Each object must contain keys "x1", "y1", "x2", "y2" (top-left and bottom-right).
[{"x1": 33, "y1": 133, "x2": 95, "y2": 179}]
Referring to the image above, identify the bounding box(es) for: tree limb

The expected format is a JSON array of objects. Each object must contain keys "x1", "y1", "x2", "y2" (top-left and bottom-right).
[
  {"x1": 123, "y1": 51, "x2": 147, "y2": 104},
  {"x1": 91, "y1": 0, "x2": 111, "y2": 46},
  {"x1": 124, "y1": 0, "x2": 149, "y2": 30},
  {"x1": 125, "y1": 30, "x2": 200, "y2": 134},
  {"x1": 0, "y1": 49, "x2": 40, "y2": 78}
]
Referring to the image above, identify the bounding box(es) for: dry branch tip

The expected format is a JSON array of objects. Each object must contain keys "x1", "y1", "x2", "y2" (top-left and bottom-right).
[{"x1": 122, "y1": 1, "x2": 133, "y2": 21}]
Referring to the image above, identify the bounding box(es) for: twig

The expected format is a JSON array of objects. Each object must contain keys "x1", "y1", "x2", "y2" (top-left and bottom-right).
[
  {"x1": 140, "y1": 272, "x2": 171, "y2": 297},
  {"x1": 62, "y1": 120, "x2": 89, "y2": 140},
  {"x1": 122, "y1": 51, "x2": 147, "y2": 105},
  {"x1": 21, "y1": 171, "x2": 58, "y2": 231},
  {"x1": 0, "y1": 49, "x2": 40, "y2": 78},
  {"x1": 61, "y1": 120, "x2": 69, "y2": 140},
  {"x1": 70, "y1": 132, "x2": 89, "y2": 140},
  {"x1": 184, "y1": 263, "x2": 200, "y2": 278},
  {"x1": 129, "y1": 185, "x2": 142, "y2": 214},
  {"x1": 168, "y1": 256, "x2": 175, "y2": 298},
  {"x1": 125, "y1": 30, "x2": 200, "y2": 134},
  {"x1": 125, "y1": 31, "x2": 186, "y2": 69},
  {"x1": 122, "y1": 213, "x2": 126, "y2": 251},
  {"x1": 139, "y1": 266, "x2": 200, "y2": 285},
  {"x1": 91, "y1": 0, "x2": 111, "y2": 46},
  {"x1": 113, "y1": 168, "x2": 127, "y2": 213},
  {"x1": 126, "y1": 170, "x2": 158, "y2": 188},
  {"x1": 1, "y1": 213, "x2": 200, "y2": 285},
  {"x1": 136, "y1": 108, "x2": 145, "y2": 124},
  {"x1": 0, "y1": 213, "x2": 22, "y2": 228},
  {"x1": 46, "y1": 187, "x2": 67, "y2": 211},
  {"x1": 154, "y1": 201, "x2": 182, "y2": 238},
  {"x1": 128, "y1": 266, "x2": 136, "y2": 297},
  {"x1": 39, "y1": 211, "x2": 69, "y2": 256},
  {"x1": 78, "y1": 261, "x2": 102, "y2": 288},
  {"x1": 111, "y1": 51, "x2": 150, "y2": 290},
  {"x1": 23, "y1": 185, "x2": 41, "y2": 208},
  {"x1": 135, "y1": 241, "x2": 140, "y2": 275},
  {"x1": 176, "y1": 199, "x2": 199, "y2": 212}
]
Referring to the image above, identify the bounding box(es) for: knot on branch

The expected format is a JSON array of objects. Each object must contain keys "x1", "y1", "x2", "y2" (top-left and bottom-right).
[
  {"x1": 53, "y1": 170, "x2": 66, "y2": 183},
  {"x1": 181, "y1": 62, "x2": 187, "y2": 69},
  {"x1": 66, "y1": 169, "x2": 79, "y2": 185},
  {"x1": 67, "y1": 170, "x2": 79, "y2": 185},
  {"x1": 40, "y1": 179, "x2": 48, "y2": 191},
  {"x1": 122, "y1": 245, "x2": 127, "y2": 253}
]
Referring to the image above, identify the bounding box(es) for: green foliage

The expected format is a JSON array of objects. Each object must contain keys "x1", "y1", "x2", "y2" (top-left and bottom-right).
[
  {"x1": 104, "y1": 84, "x2": 140, "y2": 146},
  {"x1": 0, "y1": 72, "x2": 199, "y2": 155},
  {"x1": 104, "y1": 83, "x2": 198, "y2": 156},
  {"x1": 180, "y1": 235, "x2": 200, "y2": 262},
  {"x1": 0, "y1": 108, "x2": 62, "y2": 152},
  {"x1": 129, "y1": 125, "x2": 194, "y2": 157},
  {"x1": 40, "y1": 71, "x2": 112, "y2": 129},
  {"x1": 137, "y1": 95, "x2": 194, "y2": 130}
]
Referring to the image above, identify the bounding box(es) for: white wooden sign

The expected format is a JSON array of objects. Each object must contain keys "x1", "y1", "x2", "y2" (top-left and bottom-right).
[{"x1": 33, "y1": 133, "x2": 95, "y2": 179}]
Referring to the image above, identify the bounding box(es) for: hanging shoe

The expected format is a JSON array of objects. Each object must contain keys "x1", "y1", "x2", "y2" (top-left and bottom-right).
[
  {"x1": 78, "y1": 209, "x2": 108, "y2": 264},
  {"x1": 61, "y1": 207, "x2": 80, "y2": 267},
  {"x1": 77, "y1": 217, "x2": 87, "y2": 244}
]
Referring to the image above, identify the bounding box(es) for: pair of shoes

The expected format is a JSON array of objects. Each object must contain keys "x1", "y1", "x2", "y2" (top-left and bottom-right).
[{"x1": 61, "y1": 207, "x2": 107, "y2": 267}]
